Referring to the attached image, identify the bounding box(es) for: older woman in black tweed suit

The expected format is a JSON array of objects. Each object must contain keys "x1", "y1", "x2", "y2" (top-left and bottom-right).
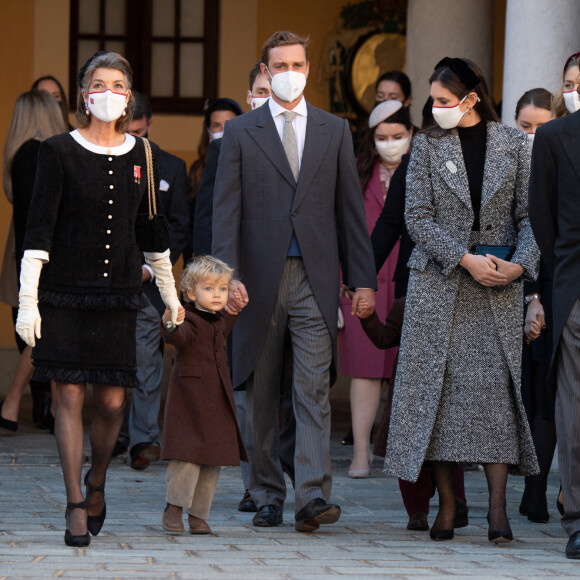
[
  {"x1": 15, "y1": 51, "x2": 183, "y2": 548},
  {"x1": 385, "y1": 58, "x2": 539, "y2": 543}
]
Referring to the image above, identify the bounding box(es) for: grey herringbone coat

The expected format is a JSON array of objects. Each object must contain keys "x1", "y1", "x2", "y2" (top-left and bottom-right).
[{"x1": 385, "y1": 122, "x2": 540, "y2": 482}]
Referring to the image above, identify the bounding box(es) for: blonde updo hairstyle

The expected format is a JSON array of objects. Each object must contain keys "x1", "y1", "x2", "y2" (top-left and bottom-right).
[
  {"x1": 75, "y1": 51, "x2": 135, "y2": 133},
  {"x1": 181, "y1": 255, "x2": 234, "y2": 303}
]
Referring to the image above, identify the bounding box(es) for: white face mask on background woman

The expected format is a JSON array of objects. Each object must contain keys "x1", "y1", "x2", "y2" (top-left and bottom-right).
[
  {"x1": 563, "y1": 90, "x2": 580, "y2": 114},
  {"x1": 208, "y1": 130, "x2": 224, "y2": 142},
  {"x1": 87, "y1": 90, "x2": 127, "y2": 122},
  {"x1": 375, "y1": 137, "x2": 410, "y2": 164},
  {"x1": 268, "y1": 69, "x2": 307, "y2": 102},
  {"x1": 432, "y1": 95, "x2": 469, "y2": 129}
]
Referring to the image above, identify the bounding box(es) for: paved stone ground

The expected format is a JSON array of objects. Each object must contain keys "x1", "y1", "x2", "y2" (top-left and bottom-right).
[{"x1": 0, "y1": 396, "x2": 576, "y2": 579}]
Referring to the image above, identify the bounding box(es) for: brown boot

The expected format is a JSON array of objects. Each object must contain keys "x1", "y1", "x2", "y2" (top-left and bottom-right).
[
  {"x1": 188, "y1": 515, "x2": 212, "y2": 534},
  {"x1": 162, "y1": 503, "x2": 184, "y2": 532}
]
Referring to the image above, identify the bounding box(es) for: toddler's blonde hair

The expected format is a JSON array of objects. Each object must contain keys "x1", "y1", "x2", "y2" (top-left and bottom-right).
[{"x1": 181, "y1": 255, "x2": 234, "y2": 303}]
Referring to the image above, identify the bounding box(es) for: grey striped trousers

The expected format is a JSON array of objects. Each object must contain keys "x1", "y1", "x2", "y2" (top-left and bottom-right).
[
  {"x1": 245, "y1": 257, "x2": 333, "y2": 514},
  {"x1": 556, "y1": 297, "x2": 580, "y2": 536}
]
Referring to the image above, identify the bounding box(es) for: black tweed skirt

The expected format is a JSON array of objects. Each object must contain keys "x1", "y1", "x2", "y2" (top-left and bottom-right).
[{"x1": 32, "y1": 303, "x2": 138, "y2": 387}]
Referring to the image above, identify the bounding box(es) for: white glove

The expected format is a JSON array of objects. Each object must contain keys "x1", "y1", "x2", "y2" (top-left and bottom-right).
[
  {"x1": 144, "y1": 254, "x2": 182, "y2": 326},
  {"x1": 16, "y1": 256, "x2": 44, "y2": 347}
]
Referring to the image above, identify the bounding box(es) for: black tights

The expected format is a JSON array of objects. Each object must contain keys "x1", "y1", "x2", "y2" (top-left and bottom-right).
[
  {"x1": 432, "y1": 461, "x2": 509, "y2": 532},
  {"x1": 55, "y1": 383, "x2": 125, "y2": 535}
]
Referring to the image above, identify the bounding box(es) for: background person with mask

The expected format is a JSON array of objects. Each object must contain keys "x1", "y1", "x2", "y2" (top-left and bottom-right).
[
  {"x1": 552, "y1": 51, "x2": 580, "y2": 118},
  {"x1": 513, "y1": 88, "x2": 558, "y2": 524},
  {"x1": 339, "y1": 100, "x2": 412, "y2": 479},
  {"x1": 113, "y1": 91, "x2": 190, "y2": 470},
  {"x1": 185, "y1": 98, "x2": 242, "y2": 260},
  {"x1": 212, "y1": 30, "x2": 376, "y2": 533},
  {"x1": 194, "y1": 64, "x2": 270, "y2": 256}
]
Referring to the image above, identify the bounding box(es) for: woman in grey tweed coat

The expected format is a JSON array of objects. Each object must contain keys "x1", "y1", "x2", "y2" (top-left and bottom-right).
[{"x1": 385, "y1": 58, "x2": 540, "y2": 542}]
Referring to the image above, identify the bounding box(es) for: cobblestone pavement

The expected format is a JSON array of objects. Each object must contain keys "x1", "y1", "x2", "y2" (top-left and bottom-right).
[{"x1": 0, "y1": 401, "x2": 576, "y2": 579}]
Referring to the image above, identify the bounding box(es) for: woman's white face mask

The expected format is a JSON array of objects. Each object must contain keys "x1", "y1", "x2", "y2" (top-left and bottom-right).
[
  {"x1": 208, "y1": 129, "x2": 224, "y2": 142},
  {"x1": 432, "y1": 95, "x2": 469, "y2": 129},
  {"x1": 87, "y1": 89, "x2": 127, "y2": 122},
  {"x1": 563, "y1": 90, "x2": 580, "y2": 114},
  {"x1": 375, "y1": 137, "x2": 410, "y2": 164}
]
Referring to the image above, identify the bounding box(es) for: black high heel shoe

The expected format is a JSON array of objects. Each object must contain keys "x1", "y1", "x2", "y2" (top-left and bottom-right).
[
  {"x1": 0, "y1": 400, "x2": 18, "y2": 432},
  {"x1": 84, "y1": 469, "x2": 106, "y2": 536},
  {"x1": 64, "y1": 501, "x2": 90, "y2": 547},
  {"x1": 429, "y1": 527, "x2": 454, "y2": 541},
  {"x1": 430, "y1": 507, "x2": 455, "y2": 541},
  {"x1": 487, "y1": 513, "x2": 513, "y2": 543}
]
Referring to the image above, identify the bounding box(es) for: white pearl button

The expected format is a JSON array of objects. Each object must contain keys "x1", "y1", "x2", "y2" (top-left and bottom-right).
[
  {"x1": 105, "y1": 244, "x2": 110, "y2": 249},
  {"x1": 109, "y1": 200, "x2": 113, "y2": 204},
  {"x1": 108, "y1": 215, "x2": 112, "y2": 219},
  {"x1": 109, "y1": 170, "x2": 113, "y2": 175},
  {"x1": 108, "y1": 157, "x2": 113, "y2": 161},
  {"x1": 109, "y1": 185, "x2": 114, "y2": 190},
  {"x1": 103, "y1": 273, "x2": 108, "y2": 277},
  {"x1": 104, "y1": 259, "x2": 109, "y2": 264},
  {"x1": 106, "y1": 230, "x2": 111, "y2": 234}
]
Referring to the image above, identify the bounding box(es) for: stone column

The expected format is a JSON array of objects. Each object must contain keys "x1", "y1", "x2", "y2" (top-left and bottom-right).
[
  {"x1": 405, "y1": 0, "x2": 494, "y2": 126},
  {"x1": 502, "y1": 0, "x2": 580, "y2": 126}
]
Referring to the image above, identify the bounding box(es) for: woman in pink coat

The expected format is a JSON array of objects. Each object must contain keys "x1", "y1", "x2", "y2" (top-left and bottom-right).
[{"x1": 339, "y1": 100, "x2": 413, "y2": 477}]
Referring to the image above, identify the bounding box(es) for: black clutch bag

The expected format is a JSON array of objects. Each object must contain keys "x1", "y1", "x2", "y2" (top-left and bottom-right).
[
  {"x1": 472, "y1": 244, "x2": 515, "y2": 261},
  {"x1": 135, "y1": 137, "x2": 171, "y2": 252}
]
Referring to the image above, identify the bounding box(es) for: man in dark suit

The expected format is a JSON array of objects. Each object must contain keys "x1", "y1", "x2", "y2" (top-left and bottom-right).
[
  {"x1": 115, "y1": 91, "x2": 190, "y2": 470},
  {"x1": 529, "y1": 109, "x2": 580, "y2": 559},
  {"x1": 212, "y1": 31, "x2": 376, "y2": 532}
]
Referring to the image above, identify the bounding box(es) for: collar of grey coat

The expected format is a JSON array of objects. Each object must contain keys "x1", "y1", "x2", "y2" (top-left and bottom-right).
[
  {"x1": 559, "y1": 110, "x2": 580, "y2": 183},
  {"x1": 434, "y1": 121, "x2": 521, "y2": 214},
  {"x1": 247, "y1": 101, "x2": 332, "y2": 213}
]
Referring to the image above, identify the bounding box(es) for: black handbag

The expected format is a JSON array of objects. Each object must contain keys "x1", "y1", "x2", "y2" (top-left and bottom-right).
[
  {"x1": 135, "y1": 137, "x2": 171, "y2": 252},
  {"x1": 472, "y1": 244, "x2": 515, "y2": 261}
]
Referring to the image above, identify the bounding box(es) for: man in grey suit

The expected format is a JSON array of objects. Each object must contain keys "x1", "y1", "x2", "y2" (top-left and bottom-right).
[
  {"x1": 529, "y1": 109, "x2": 580, "y2": 559},
  {"x1": 212, "y1": 31, "x2": 376, "y2": 532}
]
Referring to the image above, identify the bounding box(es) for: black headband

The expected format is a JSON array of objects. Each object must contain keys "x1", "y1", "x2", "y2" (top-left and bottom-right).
[
  {"x1": 434, "y1": 57, "x2": 480, "y2": 91},
  {"x1": 77, "y1": 50, "x2": 108, "y2": 88}
]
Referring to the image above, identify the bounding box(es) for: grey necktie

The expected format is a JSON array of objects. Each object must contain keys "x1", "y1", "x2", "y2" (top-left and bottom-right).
[{"x1": 282, "y1": 110, "x2": 299, "y2": 181}]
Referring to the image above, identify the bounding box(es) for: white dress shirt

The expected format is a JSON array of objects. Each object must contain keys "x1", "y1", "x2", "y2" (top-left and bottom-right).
[{"x1": 268, "y1": 96, "x2": 308, "y2": 171}]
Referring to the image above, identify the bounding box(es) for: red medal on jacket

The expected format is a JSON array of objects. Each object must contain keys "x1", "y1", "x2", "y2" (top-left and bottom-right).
[{"x1": 134, "y1": 165, "x2": 141, "y2": 184}]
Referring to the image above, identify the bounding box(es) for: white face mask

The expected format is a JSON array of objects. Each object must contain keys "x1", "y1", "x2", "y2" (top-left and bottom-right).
[
  {"x1": 563, "y1": 90, "x2": 580, "y2": 113},
  {"x1": 432, "y1": 95, "x2": 468, "y2": 129},
  {"x1": 250, "y1": 96, "x2": 269, "y2": 109},
  {"x1": 87, "y1": 90, "x2": 127, "y2": 123},
  {"x1": 208, "y1": 129, "x2": 224, "y2": 142},
  {"x1": 375, "y1": 137, "x2": 410, "y2": 164},
  {"x1": 268, "y1": 68, "x2": 307, "y2": 102}
]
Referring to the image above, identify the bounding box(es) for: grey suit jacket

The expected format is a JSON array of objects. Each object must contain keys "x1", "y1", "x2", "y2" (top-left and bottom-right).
[{"x1": 212, "y1": 100, "x2": 376, "y2": 388}]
